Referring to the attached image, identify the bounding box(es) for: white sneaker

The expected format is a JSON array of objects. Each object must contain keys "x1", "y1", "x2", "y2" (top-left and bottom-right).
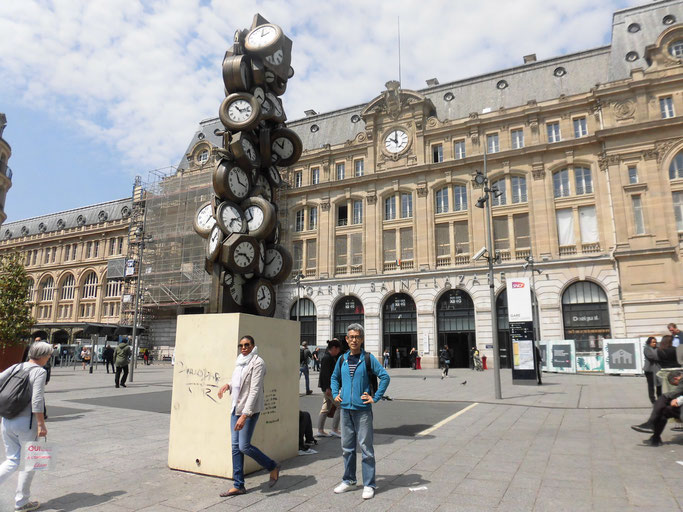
[
  {"x1": 329, "y1": 430, "x2": 342, "y2": 438},
  {"x1": 334, "y1": 482, "x2": 357, "y2": 493},
  {"x1": 362, "y1": 486, "x2": 375, "y2": 499},
  {"x1": 315, "y1": 431, "x2": 331, "y2": 437},
  {"x1": 298, "y1": 448, "x2": 318, "y2": 455}
]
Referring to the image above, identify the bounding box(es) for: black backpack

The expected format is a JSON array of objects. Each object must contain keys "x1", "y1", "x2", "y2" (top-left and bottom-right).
[{"x1": 0, "y1": 363, "x2": 33, "y2": 419}]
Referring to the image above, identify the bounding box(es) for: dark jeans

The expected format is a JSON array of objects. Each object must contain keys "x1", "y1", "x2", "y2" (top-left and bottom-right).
[
  {"x1": 105, "y1": 360, "x2": 115, "y2": 374},
  {"x1": 441, "y1": 361, "x2": 449, "y2": 376},
  {"x1": 231, "y1": 412, "x2": 277, "y2": 489},
  {"x1": 299, "y1": 365, "x2": 310, "y2": 392},
  {"x1": 645, "y1": 372, "x2": 662, "y2": 403},
  {"x1": 115, "y1": 365, "x2": 129, "y2": 386},
  {"x1": 299, "y1": 411, "x2": 314, "y2": 449}
]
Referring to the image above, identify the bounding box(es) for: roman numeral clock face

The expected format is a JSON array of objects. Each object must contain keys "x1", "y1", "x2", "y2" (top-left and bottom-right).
[{"x1": 384, "y1": 129, "x2": 409, "y2": 154}]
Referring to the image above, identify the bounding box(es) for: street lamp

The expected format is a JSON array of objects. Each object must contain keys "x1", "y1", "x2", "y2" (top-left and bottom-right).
[
  {"x1": 293, "y1": 271, "x2": 305, "y2": 322},
  {"x1": 473, "y1": 150, "x2": 503, "y2": 400},
  {"x1": 129, "y1": 224, "x2": 152, "y2": 383}
]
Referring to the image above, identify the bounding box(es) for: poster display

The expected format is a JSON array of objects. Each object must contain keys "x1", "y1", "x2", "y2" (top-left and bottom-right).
[
  {"x1": 506, "y1": 277, "x2": 532, "y2": 322},
  {"x1": 510, "y1": 321, "x2": 537, "y2": 385},
  {"x1": 603, "y1": 339, "x2": 643, "y2": 374},
  {"x1": 513, "y1": 339, "x2": 535, "y2": 370},
  {"x1": 544, "y1": 340, "x2": 576, "y2": 373}
]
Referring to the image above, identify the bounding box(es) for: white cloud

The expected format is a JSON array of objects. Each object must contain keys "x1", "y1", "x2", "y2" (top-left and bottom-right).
[{"x1": 0, "y1": 0, "x2": 642, "y2": 174}]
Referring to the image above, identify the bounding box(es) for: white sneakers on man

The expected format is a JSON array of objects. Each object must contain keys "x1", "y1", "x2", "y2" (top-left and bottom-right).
[
  {"x1": 362, "y1": 486, "x2": 375, "y2": 499},
  {"x1": 334, "y1": 482, "x2": 357, "y2": 493}
]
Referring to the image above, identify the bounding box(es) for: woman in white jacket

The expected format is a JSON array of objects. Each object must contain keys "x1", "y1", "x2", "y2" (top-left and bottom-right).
[{"x1": 217, "y1": 335, "x2": 280, "y2": 497}]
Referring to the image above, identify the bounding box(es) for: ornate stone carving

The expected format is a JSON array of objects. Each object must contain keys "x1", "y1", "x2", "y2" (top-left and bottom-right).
[
  {"x1": 426, "y1": 117, "x2": 438, "y2": 128},
  {"x1": 416, "y1": 186, "x2": 428, "y2": 197},
  {"x1": 598, "y1": 153, "x2": 608, "y2": 172},
  {"x1": 642, "y1": 149, "x2": 657, "y2": 160},
  {"x1": 527, "y1": 115, "x2": 539, "y2": 132},
  {"x1": 469, "y1": 127, "x2": 480, "y2": 145},
  {"x1": 366, "y1": 194, "x2": 377, "y2": 205},
  {"x1": 531, "y1": 163, "x2": 545, "y2": 180},
  {"x1": 383, "y1": 80, "x2": 402, "y2": 118},
  {"x1": 655, "y1": 138, "x2": 682, "y2": 164},
  {"x1": 468, "y1": 112, "x2": 479, "y2": 120},
  {"x1": 356, "y1": 132, "x2": 366, "y2": 142},
  {"x1": 612, "y1": 99, "x2": 636, "y2": 120},
  {"x1": 320, "y1": 201, "x2": 331, "y2": 212}
]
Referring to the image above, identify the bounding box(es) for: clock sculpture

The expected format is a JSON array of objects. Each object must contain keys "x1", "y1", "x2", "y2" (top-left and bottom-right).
[{"x1": 193, "y1": 13, "x2": 296, "y2": 317}]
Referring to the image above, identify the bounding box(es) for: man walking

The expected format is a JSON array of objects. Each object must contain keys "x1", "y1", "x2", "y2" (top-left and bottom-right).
[
  {"x1": 331, "y1": 324, "x2": 390, "y2": 500},
  {"x1": 316, "y1": 339, "x2": 342, "y2": 438},
  {"x1": 102, "y1": 344, "x2": 115, "y2": 374},
  {"x1": 300, "y1": 342, "x2": 313, "y2": 395},
  {"x1": 439, "y1": 345, "x2": 451, "y2": 379},
  {"x1": 114, "y1": 338, "x2": 132, "y2": 388}
]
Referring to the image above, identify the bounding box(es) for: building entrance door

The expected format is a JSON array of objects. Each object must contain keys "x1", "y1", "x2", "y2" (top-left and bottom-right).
[
  {"x1": 382, "y1": 293, "x2": 416, "y2": 369},
  {"x1": 436, "y1": 289, "x2": 475, "y2": 368}
]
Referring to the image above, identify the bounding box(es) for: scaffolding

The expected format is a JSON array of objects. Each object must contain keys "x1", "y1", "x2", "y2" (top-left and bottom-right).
[{"x1": 137, "y1": 166, "x2": 214, "y2": 345}]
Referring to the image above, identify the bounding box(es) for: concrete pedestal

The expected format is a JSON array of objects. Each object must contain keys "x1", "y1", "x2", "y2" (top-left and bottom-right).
[{"x1": 168, "y1": 313, "x2": 299, "y2": 478}]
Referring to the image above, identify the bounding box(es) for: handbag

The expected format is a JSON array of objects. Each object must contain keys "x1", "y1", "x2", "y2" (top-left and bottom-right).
[
  {"x1": 326, "y1": 404, "x2": 337, "y2": 418},
  {"x1": 21, "y1": 438, "x2": 53, "y2": 471}
]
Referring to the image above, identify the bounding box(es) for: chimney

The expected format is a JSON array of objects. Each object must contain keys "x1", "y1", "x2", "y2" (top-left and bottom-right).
[
  {"x1": 426, "y1": 78, "x2": 439, "y2": 86},
  {"x1": 304, "y1": 109, "x2": 317, "y2": 117},
  {"x1": 523, "y1": 54, "x2": 537, "y2": 64}
]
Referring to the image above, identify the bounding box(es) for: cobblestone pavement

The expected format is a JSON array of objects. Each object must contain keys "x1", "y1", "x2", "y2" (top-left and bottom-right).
[{"x1": 1, "y1": 363, "x2": 681, "y2": 511}]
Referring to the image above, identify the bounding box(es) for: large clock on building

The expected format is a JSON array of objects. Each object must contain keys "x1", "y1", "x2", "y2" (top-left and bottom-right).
[{"x1": 384, "y1": 128, "x2": 409, "y2": 155}]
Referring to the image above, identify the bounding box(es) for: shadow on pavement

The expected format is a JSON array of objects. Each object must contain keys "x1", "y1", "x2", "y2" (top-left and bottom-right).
[{"x1": 39, "y1": 490, "x2": 125, "y2": 511}]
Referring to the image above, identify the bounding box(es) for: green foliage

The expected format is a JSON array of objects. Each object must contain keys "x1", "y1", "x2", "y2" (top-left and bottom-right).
[{"x1": 0, "y1": 252, "x2": 34, "y2": 348}]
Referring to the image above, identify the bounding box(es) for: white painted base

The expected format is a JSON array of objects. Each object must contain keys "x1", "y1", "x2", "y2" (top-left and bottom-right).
[{"x1": 168, "y1": 313, "x2": 300, "y2": 479}]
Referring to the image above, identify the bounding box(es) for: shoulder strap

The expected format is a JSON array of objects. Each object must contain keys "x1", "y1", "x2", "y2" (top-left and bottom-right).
[{"x1": 364, "y1": 352, "x2": 373, "y2": 377}]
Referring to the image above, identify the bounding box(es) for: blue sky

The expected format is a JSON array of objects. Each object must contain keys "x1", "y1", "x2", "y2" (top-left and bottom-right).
[{"x1": 0, "y1": 0, "x2": 641, "y2": 223}]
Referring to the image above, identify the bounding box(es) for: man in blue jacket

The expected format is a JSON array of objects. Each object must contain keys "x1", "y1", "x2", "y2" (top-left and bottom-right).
[{"x1": 331, "y1": 323, "x2": 390, "y2": 500}]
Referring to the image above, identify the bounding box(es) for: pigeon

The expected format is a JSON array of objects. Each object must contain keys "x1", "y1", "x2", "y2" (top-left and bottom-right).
[
  {"x1": 423, "y1": 377, "x2": 427, "y2": 381},
  {"x1": 461, "y1": 380, "x2": 467, "y2": 385}
]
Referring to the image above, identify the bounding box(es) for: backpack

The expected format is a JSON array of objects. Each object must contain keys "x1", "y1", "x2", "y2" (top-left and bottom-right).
[{"x1": 0, "y1": 363, "x2": 33, "y2": 419}]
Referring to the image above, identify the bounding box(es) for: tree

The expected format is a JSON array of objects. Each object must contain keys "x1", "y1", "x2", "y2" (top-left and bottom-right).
[{"x1": 0, "y1": 252, "x2": 34, "y2": 348}]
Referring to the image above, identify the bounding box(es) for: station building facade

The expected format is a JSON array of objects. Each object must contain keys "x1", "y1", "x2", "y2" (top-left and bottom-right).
[
  {"x1": 173, "y1": 1, "x2": 683, "y2": 368},
  {"x1": 0, "y1": 198, "x2": 134, "y2": 344}
]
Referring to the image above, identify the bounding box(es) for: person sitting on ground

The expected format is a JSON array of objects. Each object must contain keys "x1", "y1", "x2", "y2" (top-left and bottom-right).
[
  {"x1": 631, "y1": 370, "x2": 683, "y2": 446},
  {"x1": 298, "y1": 410, "x2": 317, "y2": 455}
]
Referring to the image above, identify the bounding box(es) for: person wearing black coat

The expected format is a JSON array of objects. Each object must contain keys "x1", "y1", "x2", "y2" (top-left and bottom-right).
[{"x1": 102, "y1": 345, "x2": 115, "y2": 374}]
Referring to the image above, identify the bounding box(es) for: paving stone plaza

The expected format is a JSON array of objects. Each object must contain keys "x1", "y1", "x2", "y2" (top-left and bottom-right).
[{"x1": 2, "y1": 364, "x2": 682, "y2": 511}]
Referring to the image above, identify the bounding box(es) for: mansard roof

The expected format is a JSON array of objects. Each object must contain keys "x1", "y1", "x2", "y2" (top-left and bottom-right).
[
  {"x1": 2, "y1": 198, "x2": 132, "y2": 241},
  {"x1": 177, "y1": 0, "x2": 682, "y2": 168}
]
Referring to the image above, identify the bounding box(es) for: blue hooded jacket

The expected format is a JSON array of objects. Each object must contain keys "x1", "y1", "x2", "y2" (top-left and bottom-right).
[{"x1": 330, "y1": 350, "x2": 390, "y2": 410}]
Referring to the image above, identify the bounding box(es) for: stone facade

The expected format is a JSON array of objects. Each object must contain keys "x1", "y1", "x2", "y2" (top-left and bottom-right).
[
  {"x1": 272, "y1": 2, "x2": 683, "y2": 368},
  {"x1": 0, "y1": 198, "x2": 134, "y2": 344}
]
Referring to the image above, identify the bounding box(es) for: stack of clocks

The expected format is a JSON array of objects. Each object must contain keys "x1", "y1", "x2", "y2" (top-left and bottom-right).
[{"x1": 193, "y1": 14, "x2": 298, "y2": 317}]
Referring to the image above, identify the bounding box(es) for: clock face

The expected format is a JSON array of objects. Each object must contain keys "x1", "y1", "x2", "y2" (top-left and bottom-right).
[
  {"x1": 384, "y1": 129, "x2": 409, "y2": 154},
  {"x1": 266, "y1": 92, "x2": 283, "y2": 118},
  {"x1": 234, "y1": 241, "x2": 256, "y2": 268},
  {"x1": 209, "y1": 227, "x2": 221, "y2": 252},
  {"x1": 228, "y1": 99, "x2": 253, "y2": 122},
  {"x1": 230, "y1": 282, "x2": 243, "y2": 305},
  {"x1": 268, "y1": 166, "x2": 282, "y2": 186},
  {"x1": 271, "y1": 137, "x2": 294, "y2": 160},
  {"x1": 196, "y1": 204, "x2": 214, "y2": 228},
  {"x1": 265, "y1": 70, "x2": 275, "y2": 83},
  {"x1": 247, "y1": 25, "x2": 279, "y2": 48},
  {"x1": 245, "y1": 205, "x2": 265, "y2": 232},
  {"x1": 264, "y1": 248, "x2": 283, "y2": 278},
  {"x1": 258, "y1": 241, "x2": 266, "y2": 274},
  {"x1": 227, "y1": 167, "x2": 250, "y2": 199},
  {"x1": 256, "y1": 284, "x2": 272, "y2": 310},
  {"x1": 253, "y1": 86, "x2": 265, "y2": 105},
  {"x1": 242, "y1": 139, "x2": 258, "y2": 163},
  {"x1": 218, "y1": 203, "x2": 245, "y2": 234}
]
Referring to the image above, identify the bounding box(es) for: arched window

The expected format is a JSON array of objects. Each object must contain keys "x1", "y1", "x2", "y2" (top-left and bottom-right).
[
  {"x1": 553, "y1": 169, "x2": 571, "y2": 198},
  {"x1": 453, "y1": 185, "x2": 467, "y2": 211},
  {"x1": 82, "y1": 272, "x2": 98, "y2": 299},
  {"x1": 670, "y1": 151, "x2": 683, "y2": 180},
  {"x1": 492, "y1": 178, "x2": 506, "y2": 206},
  {"x1": 435, "y1": 187, "x2": 449, "y2": 213},
  {"x1": 562, "y1": 281, "x2": 611, "y2": 352},
  {"x1": 61, "y1": 274, "x2": 75, "y2": 300},
  {"x1": 290, "y1": 298, "x2": 317, "y2": 345},
  {"x1": 106, "y1": 279, "x2": 122, "y2": 297},
  {"x1": 40, "y1": 276, "x2": 54, "y2": 302},
  {"x1": 333, "y1": 297, "x2": 365, "y2": 343}
]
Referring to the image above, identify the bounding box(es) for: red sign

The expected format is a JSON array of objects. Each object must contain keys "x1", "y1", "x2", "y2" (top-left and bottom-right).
[{"x1": 511, "y1": 282, "x2": 525, "y2": 288}]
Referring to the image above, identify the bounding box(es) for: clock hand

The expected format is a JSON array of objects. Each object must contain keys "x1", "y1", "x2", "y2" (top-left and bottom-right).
[
  {"x1": 265, "y1": 257, "x2": 275, "y2": 265},
  {"x1": 236, "y1": 174, "x2": 246, "y2": 187}
]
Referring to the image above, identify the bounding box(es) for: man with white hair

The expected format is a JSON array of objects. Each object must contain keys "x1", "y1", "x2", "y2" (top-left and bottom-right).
[{"x1": 0, "y1": 340, "x2": 53, "y2": 511}]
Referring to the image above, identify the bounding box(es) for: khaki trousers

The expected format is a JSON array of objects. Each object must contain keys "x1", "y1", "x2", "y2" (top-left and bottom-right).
[{"x1": 317, "y1": 393, "x2": 341, "y2": 432}]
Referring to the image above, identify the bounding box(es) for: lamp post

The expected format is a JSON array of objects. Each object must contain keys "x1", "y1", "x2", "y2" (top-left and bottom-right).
[
  {"x1": 524, "y1": 255, "x2": 542, "y2": 341},
  {"x1": 129, "y1": 224, "x2": 152, "y2": 383},
  {"x1": 293, "y1": 271, "x2": 304, "y2": 322},
  {"x1": 473, "y1": 150, "x2": 503, "y2": 400}
]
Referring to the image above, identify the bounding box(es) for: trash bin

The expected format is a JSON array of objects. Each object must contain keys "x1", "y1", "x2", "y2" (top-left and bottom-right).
[
  {"x1": 416, "y1": 356, "x2": 422, "y2": 370},
  {"x1": 482, "y1": 355, "x2": 488, "y2": 370}
]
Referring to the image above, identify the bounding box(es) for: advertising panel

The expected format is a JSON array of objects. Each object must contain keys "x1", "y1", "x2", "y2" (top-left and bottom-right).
[
  {"x1": 603, "y1": 339, "x2": 642, "y2": 374},
  {"x1": 544, "y1": 340, "x2": 576, "y2": 373},
  {"x1": 506, "y1": 277, "x2": 532, "y2": 322}
]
